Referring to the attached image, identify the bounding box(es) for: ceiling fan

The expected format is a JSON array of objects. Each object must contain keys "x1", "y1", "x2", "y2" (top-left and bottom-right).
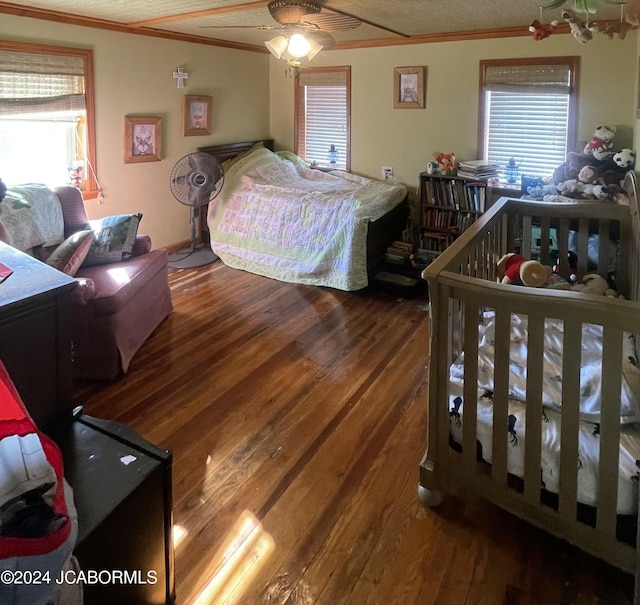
[{"x1": 199, "y1": 0, "x2": 362, "y2": 63}]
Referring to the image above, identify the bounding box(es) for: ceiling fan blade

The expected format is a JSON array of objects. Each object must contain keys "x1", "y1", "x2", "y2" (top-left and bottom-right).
[
  {"x1": 196, "y1": 24, "x2": 280, "y2": 29},
  {"x1": 322, "y1": 4, "x2": 410, "y2": 38},
  {"x1": 302, "y1": 12, "x2": 361, "y2": 32},
  {"x1": 307, "y1": 31, "x2": 335, "y2": 49}
]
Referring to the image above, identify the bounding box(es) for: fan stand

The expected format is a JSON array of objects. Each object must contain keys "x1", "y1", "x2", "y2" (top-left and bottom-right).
[{"x1": 168, "y1": 206, "x2": 218, "y2": 269}]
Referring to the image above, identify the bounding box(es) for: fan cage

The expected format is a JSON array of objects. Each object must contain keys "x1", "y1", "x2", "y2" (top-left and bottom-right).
[{"x1": 268, "y1": 0, "x2": 321, "y2": 24}]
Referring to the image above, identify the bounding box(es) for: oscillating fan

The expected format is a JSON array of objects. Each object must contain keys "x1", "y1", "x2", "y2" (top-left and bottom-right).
[{"x1": 168, "y1": 152, "x2": 224, "y2": 269}]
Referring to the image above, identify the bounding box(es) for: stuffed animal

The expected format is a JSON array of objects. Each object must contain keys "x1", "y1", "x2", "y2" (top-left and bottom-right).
[
  {"x1": 497, "y1": 253, "x2": 552, "y2": 288},
  {"x1": 603, "y1": 20, "x2": 635, "y2": 39},
  {"x1": 613, "y1": 148, "x2": 636, "y2": 169},
  {"x1": 583, "y1": 125, "x2": 617, "y2": 160},
  {"x1": 572, "y1": 273, "x2": 618, "y2": 297},
  {"x1": 434, "y1": 152, "x2": 457, "y2": 175},
  {"x1": 563, "y1": 9, "x2": 599, "y2": 43},
  {"x1": 527, "y1": 183, "x2": 557, "y2": 199},
  {"x1": 626, "y1": 0, "x2": 640, "y2": 27},
  {"x1": 529, "y1": 19, "x2": 558, "y2": 40}
]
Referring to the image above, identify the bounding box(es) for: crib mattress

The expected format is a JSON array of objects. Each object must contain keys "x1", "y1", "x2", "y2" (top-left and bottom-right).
[{"x1": 448, "y1": 312, "x2": 640, "y2": 515}]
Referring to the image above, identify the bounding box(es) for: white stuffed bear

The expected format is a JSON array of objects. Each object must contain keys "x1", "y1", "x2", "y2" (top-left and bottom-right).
[{"x1": 584, "y1": 125, "x2": 617, "y2": 160}]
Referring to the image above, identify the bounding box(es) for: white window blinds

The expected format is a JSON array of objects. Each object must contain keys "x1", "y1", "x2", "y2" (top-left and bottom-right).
[
  {"x1": 296, "y1": 68, "x2": 350, "y2": 170},
  {"x1": 480, "y1": 58, "x2": 578, "y2": 180}
]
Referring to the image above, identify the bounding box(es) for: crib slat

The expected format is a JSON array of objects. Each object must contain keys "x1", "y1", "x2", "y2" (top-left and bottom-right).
[
  {"x1": 522, "y1": 215, "x2": 533, "y2": 258},
  {"x1": 539, "y1": 217, "x2": 551, "y2": 266},
  {"x1": 524, "y1": 315, "x2": 544, "y2": 504},
  {"x1": 598, "y1": 219, "x2": 610, "y2": 278},
  {"x1": 558, "y1": 319, "x2": 581, "y2": 520},
  {"x1": 492, "y1": 308, "x2": 511, "y2": 486},
  {"x1": 597, "y1": 325, "x2": 622, "y2": 539},
  {"x1": 577, "y1": 218, "x2": 589, "y2": 278},
  {"x1": 557, "y1": 220, "x2": 570, "y2": 281},
  {"x1": 463, "y1": 302, "x2": 479, "y2": 475}
]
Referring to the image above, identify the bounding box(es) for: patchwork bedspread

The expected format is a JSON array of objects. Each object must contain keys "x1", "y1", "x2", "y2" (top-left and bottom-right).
[
  {"x1": 448, "y1": 312, "x2": 640, "y2": 514},
  {"x1": 207, "y1": 147, "x2": 407, "y2": 291}
]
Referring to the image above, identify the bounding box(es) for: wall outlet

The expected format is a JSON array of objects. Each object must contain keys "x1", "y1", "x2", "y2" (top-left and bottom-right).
[{"x1": 382, "y1": 166, "x2": 393, "y2": 180}]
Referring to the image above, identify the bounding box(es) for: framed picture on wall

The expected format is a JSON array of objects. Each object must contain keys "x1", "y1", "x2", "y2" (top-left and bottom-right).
[
  {"x1": 183, "y1": 95, "x2": 212, "y2": 136},
  {"x1": 123, "y1": 116, "x2": 162, "y2": 163},
  {"x1": 394, "y1": 66, "x2": 425, "y2": 109}
]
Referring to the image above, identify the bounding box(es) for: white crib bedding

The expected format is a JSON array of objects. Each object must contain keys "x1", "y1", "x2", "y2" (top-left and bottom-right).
[{"x1": 448, "y1": 312, "x2": 640, "y2": 515}]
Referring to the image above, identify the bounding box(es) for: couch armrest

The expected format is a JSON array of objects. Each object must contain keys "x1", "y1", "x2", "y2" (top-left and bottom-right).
[
  {"x1": 132, "y1": 234, "x2": 152, "y2": 257},
  {"x1": 71, "y1": 277, "x2": 96, "y2": 306}
]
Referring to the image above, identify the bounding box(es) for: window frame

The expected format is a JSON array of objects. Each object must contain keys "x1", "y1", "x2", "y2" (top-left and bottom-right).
[
  {"x1": 294, "y1": 65, "x2": 351, "y2": 171},
  {"x1": 0, "y1": 39, "x2": 98, "y2": 198},
  {"x1": 477, "y1": 56, "x2": 579, "y2": 178}
]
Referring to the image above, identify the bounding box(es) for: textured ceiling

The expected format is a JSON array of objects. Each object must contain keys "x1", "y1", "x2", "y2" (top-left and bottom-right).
[{"x1": 0, "y1": 0, "x2": 634, "y2": 50}]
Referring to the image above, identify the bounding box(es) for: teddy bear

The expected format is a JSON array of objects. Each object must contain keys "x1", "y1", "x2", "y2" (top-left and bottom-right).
[
  {"x1": 583, "y1": 125, "x2": 617, "y2": 161},
  {"x1": 603, "y1": 20, "x2": 635, "y2": 39},
  {"x1": 572, "y1": 273, "x2": 618, "y2": 297},
  {"x1": 626, "y1": 0, "x2": 640, "y2": 27},
  {"x1": 529, "y1": 19, "x2": 558, "y2": 40},
  {"x1": 433, "y1": 152, "x2": 457, "y2": 175},
  {"x1": 562, "y1": 9, "x2": 599, "y2": 43},
  {"x1": 497, "y1": 253, "x2": 552, "y2": 288}
]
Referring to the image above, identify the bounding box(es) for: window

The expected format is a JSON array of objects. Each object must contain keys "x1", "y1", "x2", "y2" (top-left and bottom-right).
[
  {"x1": 479, "y1": 57, "x2": 579, "y2": 180},
  {"x1": 0, "y1": 41, "x2": 97, "y2": 196},
  {"x1": 295, "y1": 66, "x2": 350, "y2": 171}
]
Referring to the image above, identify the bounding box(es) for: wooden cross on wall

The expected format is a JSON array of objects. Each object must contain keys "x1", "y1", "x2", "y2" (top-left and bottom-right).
[{"x1": 173, "y1": 68, "x2": 189, "y2": 89}]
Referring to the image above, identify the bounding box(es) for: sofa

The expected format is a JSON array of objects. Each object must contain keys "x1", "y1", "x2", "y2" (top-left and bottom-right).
[{"x1": 0, "y1": 184, "x2": 172, "y2": 380}]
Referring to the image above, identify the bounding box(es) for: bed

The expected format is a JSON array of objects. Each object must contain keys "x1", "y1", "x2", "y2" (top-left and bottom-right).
[
  {"x1": 419, "y1": 170, "x2": 640, "y2": 583},
  {"x1": 197, "y1": 140, "x2": 409, "y2": 291}
]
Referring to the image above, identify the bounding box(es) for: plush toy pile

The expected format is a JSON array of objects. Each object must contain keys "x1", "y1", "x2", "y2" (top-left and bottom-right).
[
  {"x1": 497, "y1": 253, "x2": 622, "y2": 297},
  {"x1": 543, "y1": 125, "x2": 636, "y2": 202}
]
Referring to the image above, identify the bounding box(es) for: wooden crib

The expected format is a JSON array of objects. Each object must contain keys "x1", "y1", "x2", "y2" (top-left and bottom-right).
[{"x1": 420, "y1": 171, "x2": 640, "y2": 584}]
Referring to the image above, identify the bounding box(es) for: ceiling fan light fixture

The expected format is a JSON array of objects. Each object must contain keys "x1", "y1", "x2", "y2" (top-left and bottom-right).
[
  {"x1": 305, "y1": 37, "x2": 323, "y2": 60},
  {"x1": 265, "y1": 35, "x2": 288, "y2": 59},
  {"x1": 287, "y1": 32, "x2": 311, "y2": 58}
]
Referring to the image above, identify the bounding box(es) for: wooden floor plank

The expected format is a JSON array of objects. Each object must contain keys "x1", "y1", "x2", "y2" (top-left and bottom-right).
[{"x1": 75, "y1": 262, "x2": 634, "y2": 605}]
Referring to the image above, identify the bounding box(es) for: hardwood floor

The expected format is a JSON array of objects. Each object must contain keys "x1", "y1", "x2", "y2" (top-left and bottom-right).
[{"x1": 74, "y1": 262, "x2": 634, "y2": 605}]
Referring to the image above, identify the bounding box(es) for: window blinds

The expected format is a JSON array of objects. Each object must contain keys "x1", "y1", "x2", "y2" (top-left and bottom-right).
[
  {"x1": 296, "y1": 68, "x2": 349, "y2": 169},
  {"x1": 481, "y1": 59, "x2": 577, "y2": 179}
]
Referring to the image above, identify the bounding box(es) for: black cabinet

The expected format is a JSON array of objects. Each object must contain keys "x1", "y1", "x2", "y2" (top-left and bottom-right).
[
  {"x1": 0, "y1": 242, "x2": 75, "y2": 434},
  {"x1": 58, "y1": 413, "x2": 175, "y2": 605}
]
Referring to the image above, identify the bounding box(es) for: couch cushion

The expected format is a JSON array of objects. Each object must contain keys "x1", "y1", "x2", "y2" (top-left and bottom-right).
[
  {"x1": 53, "y1": 186, "x2": 91, "y2": 238},
  {"x1": 44, "y1": 230, "x2": 95, "y2": 276},
  {"x1": 82, "y1": 213, "x2": 142, "y2": 267},
  {"x1": 75, "y1": 249, "x2": 168, "y2": 317}
]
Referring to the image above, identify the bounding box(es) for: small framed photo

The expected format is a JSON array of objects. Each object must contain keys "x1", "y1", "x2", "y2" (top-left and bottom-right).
[
  {"x1": 183, "y1": 95, "x2": 212, "y2": 136},
  {"x1": 124, "y1": 116, "x2": 162, "y2": 163},
  {"x1": 394, "y1": 66, "x2": 425, "y2": 109}
]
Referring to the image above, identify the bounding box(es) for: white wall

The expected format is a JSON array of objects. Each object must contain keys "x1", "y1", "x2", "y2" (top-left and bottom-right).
[{"x1": 0, "y1": 15, "x2": 271, "y2": 248}]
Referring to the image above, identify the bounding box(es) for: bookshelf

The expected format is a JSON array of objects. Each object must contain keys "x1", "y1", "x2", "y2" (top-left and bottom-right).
[{"x1": 419, "y1": 172, "x2": 487, "y2": 254}]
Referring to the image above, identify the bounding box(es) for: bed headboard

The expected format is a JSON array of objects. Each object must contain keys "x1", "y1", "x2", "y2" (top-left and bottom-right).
[{"x1": 197, "y1": 139, "x2": 274, "y2": 163}]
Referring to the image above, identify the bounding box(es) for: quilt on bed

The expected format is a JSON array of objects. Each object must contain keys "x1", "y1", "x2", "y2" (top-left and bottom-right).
[
  {"x1": 448, "y1": 312, "x2": 640, "y2": 514},
  {"x1": 206, "y1": 147, "x2": 407, "y2": 291}
]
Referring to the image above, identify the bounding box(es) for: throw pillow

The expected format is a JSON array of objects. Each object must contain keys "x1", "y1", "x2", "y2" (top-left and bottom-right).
[
  {"x1": 82, "y1": 213, "x2": 142, "y2": 267},
  {"x1": 45, "y1": 230, "x2": 95, "y2": 276}
]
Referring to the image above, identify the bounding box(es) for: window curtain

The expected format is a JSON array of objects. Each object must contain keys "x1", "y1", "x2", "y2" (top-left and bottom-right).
[{"x1": 0, "y1": 50, "x2": 85, "y2": 115}]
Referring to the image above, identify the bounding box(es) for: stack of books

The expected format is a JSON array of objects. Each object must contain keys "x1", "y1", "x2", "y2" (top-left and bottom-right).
[
  {"x1": 456, "y1": 159, "x2": 500, "y2": 180},
  {"x1": 384, "y1": 240, "x2": 415, "y2": 266}
]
